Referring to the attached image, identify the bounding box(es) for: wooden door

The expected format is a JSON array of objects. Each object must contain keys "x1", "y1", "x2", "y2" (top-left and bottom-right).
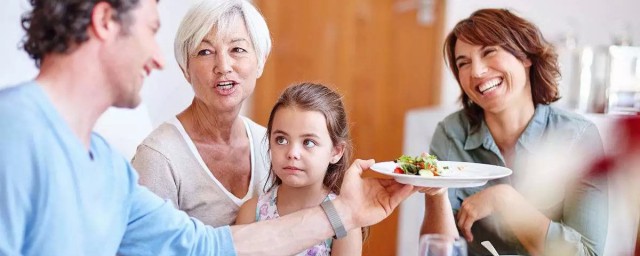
[{"x1": 250, "y1": 0, "x2": 445, "y2": 254}]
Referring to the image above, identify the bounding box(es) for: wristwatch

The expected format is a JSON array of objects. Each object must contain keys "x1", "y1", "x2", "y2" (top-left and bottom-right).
[{"x1": 320, "y1": 200, "x2": 347, "y2": 239}]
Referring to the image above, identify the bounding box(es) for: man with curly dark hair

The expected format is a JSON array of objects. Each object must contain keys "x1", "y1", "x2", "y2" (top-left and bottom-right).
[
  {"x1": 21, "y1": 0, "x2": 141, "y2": 67},
  {"x1": 0, "y1": 0, "x2": 416, "y2": 255}
]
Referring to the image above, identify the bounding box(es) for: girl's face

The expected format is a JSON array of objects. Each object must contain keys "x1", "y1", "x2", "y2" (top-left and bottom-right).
[
  {"x1": 269, "y1": 106, "x2": 344, "y2": 189},
  {"x1": 454, "y1": 40, "x2": 533, "y2": 114}
]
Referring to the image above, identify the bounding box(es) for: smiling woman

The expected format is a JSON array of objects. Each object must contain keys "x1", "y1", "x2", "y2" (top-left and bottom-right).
[
  {"x1": 131, "y1": 0, "x2": 272, "y2": 228},
  {"x1": 443, "y1": 9, "x2": 561, "y2": 133},
  {"x1": 420, "y1": 9, "x2": 608, "y2": 256}
]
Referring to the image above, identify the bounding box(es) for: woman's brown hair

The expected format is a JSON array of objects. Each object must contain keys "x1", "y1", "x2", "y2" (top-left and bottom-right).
[{"x1": 444, "y1": 9, "x2": 561, "y2": 131}]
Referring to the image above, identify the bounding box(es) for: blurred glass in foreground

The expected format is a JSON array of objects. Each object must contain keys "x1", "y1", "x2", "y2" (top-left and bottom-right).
[{"x1": 419, "y1": 234, "x2": 467, "y2": 256}]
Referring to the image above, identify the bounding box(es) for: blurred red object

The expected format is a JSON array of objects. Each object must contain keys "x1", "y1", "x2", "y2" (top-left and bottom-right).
[
  {"x1": 586, "y1": 116, "x2": 640, "y2": 256},
  {"x1": 588, "y1": 117, "x2": 640, "y2": 177}
]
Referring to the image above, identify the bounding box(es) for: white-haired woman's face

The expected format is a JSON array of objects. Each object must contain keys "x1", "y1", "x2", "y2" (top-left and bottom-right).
[{"x1": 186, "y1": 15, "x2": 259, "y2": 112}]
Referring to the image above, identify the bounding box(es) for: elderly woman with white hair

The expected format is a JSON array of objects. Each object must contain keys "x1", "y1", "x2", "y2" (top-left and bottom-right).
[{"x1": 132, "y1": 0, "x2": 271, "y2": 227}]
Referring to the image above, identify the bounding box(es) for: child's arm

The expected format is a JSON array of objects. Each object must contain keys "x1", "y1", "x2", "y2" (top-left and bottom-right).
[
  {"x1": 330, "y1": 227, "x2": 363, "y2": 255},
  {"x1": 235, "y1": 197, "x2": 258, "y2": 225}
]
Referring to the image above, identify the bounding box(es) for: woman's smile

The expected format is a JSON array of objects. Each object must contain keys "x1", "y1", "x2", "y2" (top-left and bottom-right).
[{"x1": 477, "y1": 77, "x2": 503, "y2": 95}]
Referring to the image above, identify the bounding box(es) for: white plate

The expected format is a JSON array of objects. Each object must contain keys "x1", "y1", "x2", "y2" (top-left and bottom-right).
[{"x1": 370, "y1": 161, "x2": 512, "y2": 188}]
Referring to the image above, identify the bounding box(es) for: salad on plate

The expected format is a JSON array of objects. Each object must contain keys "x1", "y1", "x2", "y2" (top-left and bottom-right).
[{"x1": 393, "y1": 153, "x2": 450, "y2": 177}]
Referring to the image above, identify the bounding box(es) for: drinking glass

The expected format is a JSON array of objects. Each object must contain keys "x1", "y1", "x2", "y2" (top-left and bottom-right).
[{"x1": 419, "y1": 234, "x2": 467, "y2": 256}]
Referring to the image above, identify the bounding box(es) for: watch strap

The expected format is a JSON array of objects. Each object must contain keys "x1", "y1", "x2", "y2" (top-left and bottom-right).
[{"x1": 320, "y1": 200, "x2": 347, "y2": 239}]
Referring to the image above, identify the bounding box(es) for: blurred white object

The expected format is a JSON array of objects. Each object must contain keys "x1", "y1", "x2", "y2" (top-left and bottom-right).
[
  {"x1": 606, "y1": 46, "x2": 640, "y2": 114},
  {"x1": 583, "y1": 114, "x2": 639, "y2": 256},
  {"x1": 419, "y1": 234, "x2": 467, "y2": 256},
  {"x1": 481, "y1": 241, "x2": 499, "y2": 256}
]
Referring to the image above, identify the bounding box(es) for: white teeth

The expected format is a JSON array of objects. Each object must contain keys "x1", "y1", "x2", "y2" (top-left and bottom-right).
[
  {"x1": 479, "y1": 78, "x2": 502, "y2": 93},
  {"x1": 217, "y1": 81, "x2": 234, "y2": 90}
]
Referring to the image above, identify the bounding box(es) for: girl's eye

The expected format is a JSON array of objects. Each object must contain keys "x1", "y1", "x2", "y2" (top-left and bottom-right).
[
  {"x1": 197, "y1": 49, "x2": 212, "y2": 56},
  {"x1": 456, "y1": 62, "x2": 468, "y2": 69},
  {"x1": 303, "y1": 139, "x2": 317, "y2": 148},
  {"x1": 275, "y1": 136, "x2": 287, "y2": 145}
]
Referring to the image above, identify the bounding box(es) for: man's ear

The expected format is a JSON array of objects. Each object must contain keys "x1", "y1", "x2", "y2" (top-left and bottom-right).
[{"x1": 89, "y1": 2, "x2": 119, "y2": 41}]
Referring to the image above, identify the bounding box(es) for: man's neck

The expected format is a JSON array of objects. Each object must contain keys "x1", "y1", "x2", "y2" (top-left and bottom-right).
[{"x1": 36, "y1": 51, "x2": 113, "y2": 148}]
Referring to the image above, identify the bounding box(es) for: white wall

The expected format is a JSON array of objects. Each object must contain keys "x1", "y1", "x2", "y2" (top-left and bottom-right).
[
  {"x1": 1, "y1": 0, "x2": 38, "y2": 85},
  {"x1": 1, "y1": 0, "x2": 196, "y2": 158}
]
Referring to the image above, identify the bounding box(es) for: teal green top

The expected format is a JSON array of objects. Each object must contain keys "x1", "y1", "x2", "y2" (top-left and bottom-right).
[{"x1": 429, "y1": 104, "x2": 608, "y2": 256}]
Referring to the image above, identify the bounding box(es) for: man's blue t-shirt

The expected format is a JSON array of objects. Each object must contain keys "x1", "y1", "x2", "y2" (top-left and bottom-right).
[{"x1": 0, "y1": 82, "x2": 236, "y2": 255}]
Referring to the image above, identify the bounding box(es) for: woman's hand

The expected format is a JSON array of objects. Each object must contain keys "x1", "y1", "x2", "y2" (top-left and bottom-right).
[
  {"x1": 420, "y1": 186, "x2": 458, "y2": 237},
  {"x1": 456, "y1": 184, "x2": 517, "y2": 241},
  {"x1": 418, "y1": 187, "x2": 447, "y2": 196}
]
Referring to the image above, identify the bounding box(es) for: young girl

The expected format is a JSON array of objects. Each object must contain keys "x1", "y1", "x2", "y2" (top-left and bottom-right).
[{"x1": 236, "y1": 82, "x2": 364, "y2": 255}]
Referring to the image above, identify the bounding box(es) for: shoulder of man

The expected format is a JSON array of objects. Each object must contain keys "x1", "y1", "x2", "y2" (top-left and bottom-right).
[{"x1": 0, "y1": 82, "x2": 48, "y2": 138}]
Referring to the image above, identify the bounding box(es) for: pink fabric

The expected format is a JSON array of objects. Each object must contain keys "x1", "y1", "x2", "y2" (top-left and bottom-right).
[{"x1": 256, "y1": 186, "x2": 336, "y2": 256}]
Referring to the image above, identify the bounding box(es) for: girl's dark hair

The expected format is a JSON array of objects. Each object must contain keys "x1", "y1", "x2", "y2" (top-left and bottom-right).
[
  {"x1": 21, "y1": 0, "x2": 142, "y2": 67},
  {"x1": 265, "y1": 82, "x2": 352, "y2": 195},
  {"x1": 443, "y1": 8, "x2": 561, "y2": 131}
]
